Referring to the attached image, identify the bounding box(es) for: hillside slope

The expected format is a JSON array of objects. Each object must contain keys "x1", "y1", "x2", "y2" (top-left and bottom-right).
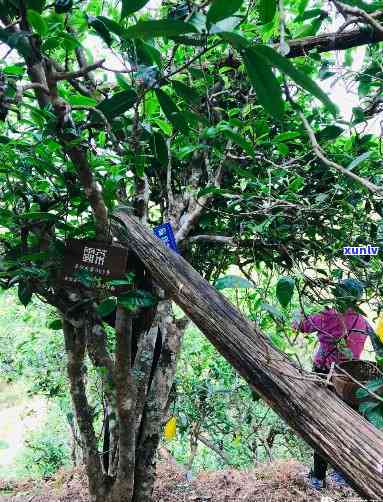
[{"x1": 0, "y1": 459, "x2": 360, "y2": 502}]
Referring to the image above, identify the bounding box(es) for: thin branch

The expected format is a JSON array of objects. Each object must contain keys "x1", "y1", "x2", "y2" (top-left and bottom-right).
[
  {"x1": 188, "y1": 235, "x2": 234, "y2": 245},
  {"x1": 16, "y1": 82, "x2": 49, "y2": 101},
  {"x1": 54, "y1": 60, "x2": 105, "y2": 81},
  {"x1": 332, "y1": 1, "x2": 383, "y2": 35},
  {"x1": 299, "y1": 112, "x2": 382, "y2": 195},
  {"x1": 166, "y1": 137, "x2": 174, "y2": 208},
  {"x1": 197, "y1": 434, "x2": 232, "y2": 464}
]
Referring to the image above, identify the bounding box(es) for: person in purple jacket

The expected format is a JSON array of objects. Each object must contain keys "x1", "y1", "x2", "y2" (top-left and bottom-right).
[{"x1": 293, "y1": 278, "x2": 370, "y2": 490}]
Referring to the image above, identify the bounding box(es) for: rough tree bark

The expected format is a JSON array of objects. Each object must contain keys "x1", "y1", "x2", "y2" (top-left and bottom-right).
[
  {"x1": 114, "y1": 210, "x2": 383, "y2": 500},
  {"x1": 60, "y1": 298, "x2": 183, "y2": 502},
  {"x1": 285, "y1": 26, "x2": 383, "y2": 58}
]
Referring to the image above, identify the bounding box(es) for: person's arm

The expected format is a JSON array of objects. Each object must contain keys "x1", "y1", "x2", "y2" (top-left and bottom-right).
[{"x1": 292, "y1": 312, "x2": 324, "y2": 333}]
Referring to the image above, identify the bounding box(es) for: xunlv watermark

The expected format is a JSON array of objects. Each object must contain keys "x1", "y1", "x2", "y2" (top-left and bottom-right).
[{"x1": 343, "y1": 245, "x2": 380, "y2": 256}]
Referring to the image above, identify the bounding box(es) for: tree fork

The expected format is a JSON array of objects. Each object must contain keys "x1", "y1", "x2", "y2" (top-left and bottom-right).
[{"x1": 114, "y1": 210, "x2": 383, "y2": 500}]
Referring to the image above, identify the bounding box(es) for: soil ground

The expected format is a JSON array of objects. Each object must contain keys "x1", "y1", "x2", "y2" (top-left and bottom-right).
[{"x1": 0, "y1": 459, "x2": 363, "y2": 502}]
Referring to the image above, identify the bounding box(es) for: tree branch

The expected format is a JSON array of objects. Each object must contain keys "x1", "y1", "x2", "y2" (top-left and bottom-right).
[
  {"x1": 332, "y1": 2, "x2": 383, "y2": 35},
  {"x1": 175, "y1": 143, "x2": 230, "y2": 245},
  {"x1": 53, "y1": 60, "x2": 105, "y2": 81},
  {"x1": 299, "y1": 111, "x2": 383, "y2": 195},
  {"x1": 285, "y1": 26, "x2": 383, "y2": 58},
  {"x1": 188, "y1": 235, "x2": 235, "y2": 245},
  {"x1": 197, "y1": 434, "x2": 232, "y2": 465}
]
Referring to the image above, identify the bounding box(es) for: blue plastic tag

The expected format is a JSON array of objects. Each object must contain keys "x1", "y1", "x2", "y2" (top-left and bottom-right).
[{"x1": 153, "y1": 223, "x2": 178, "y2": 253}]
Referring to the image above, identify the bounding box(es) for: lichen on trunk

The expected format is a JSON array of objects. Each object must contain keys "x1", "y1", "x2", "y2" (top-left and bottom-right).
[{"x1": 61, "y1": 297, "x2": 183, "y2": 502}]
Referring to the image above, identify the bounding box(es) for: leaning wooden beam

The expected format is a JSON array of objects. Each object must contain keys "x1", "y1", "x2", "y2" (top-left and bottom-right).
[
  {"x1": 286, "y1": 27, "x2": 383, "y2": 58},
  {"x1": 114, "y1": 211, "x2": 383, "y2": 500}
]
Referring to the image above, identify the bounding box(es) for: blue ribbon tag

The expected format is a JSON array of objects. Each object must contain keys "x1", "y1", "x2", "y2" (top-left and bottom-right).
[{"x1": 153, "y1": 223, "x2": 178, "y2": 253}]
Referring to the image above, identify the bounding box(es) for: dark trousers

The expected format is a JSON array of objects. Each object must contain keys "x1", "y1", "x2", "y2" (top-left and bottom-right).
[
  {"x1": 312, "y1": 365, "x2": 330, "y2": 480},
  {"x1": 312, "y1": 365, "x2": 358, "y2": 480}
]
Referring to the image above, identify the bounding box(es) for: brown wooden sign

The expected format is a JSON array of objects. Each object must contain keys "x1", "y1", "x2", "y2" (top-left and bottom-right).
[{"x1": 61, "y1": 239, "x2": 128, "y2": 292}]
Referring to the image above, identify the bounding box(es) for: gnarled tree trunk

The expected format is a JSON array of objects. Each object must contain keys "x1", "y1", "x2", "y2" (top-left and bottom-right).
[{"x1": 62, "y1": 297, "x2": 183, "y2": 502}]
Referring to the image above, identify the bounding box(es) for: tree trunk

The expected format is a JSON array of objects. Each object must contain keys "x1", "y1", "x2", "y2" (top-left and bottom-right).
[
  {"x1": 132, "y1": 300, "x2": 183, "y2": 502},
  {"x1": 62, "y1": 297, "x2": 183, "y2": 502},
  {"x1": 114, "y1": 211, "x2": 383, "y2": 500},
  {"x1": 63, "y1": 321, "x2": 108, "y2": 502}
]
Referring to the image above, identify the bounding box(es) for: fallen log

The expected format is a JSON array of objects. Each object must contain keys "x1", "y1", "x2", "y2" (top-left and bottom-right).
[{"x1": 114, "y1": 211, "x2": 383, "y2": 499}]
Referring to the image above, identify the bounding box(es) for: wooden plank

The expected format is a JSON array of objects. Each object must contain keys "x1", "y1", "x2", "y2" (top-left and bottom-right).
[{"x1": 114, "y1": 211, "x2": 383, "y2": 499}]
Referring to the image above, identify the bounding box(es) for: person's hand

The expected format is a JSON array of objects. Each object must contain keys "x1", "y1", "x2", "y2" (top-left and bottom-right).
[{"x1": 292, "y1": 310, "x2": 303, "y2": 323}]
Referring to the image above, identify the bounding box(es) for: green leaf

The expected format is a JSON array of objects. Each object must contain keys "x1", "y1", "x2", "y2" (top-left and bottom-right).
[
  {"x1": 260, "y1": 303, "x2": 285, "y2": 322},
  {"x1": 87, "y1": 15, "x2": 113, "y2": 46},
  {"x1": 243, "y1": 48, "x2": 284, "y2": 120},
  {"x1": 259, "y1": 0, "x2": 276, "y2": 24},
  {"x1": 273, "y1": 131, "x2": 301, "y2": 142},
  {"x1": 356, "y1": 377, "x2": 383, "y2": 400},
  {"x1": 121, "y1": 0, "x2": 150, "y2": 19},
  {"x1": 116, "y1": 73, "x2": 131, "y2": 90},
  {"x1": 55, "y1": 0, "x2": 72, "y2": 13},
  {"x1": 108, "y1": 278, "x2": 134, "y2": 286},
  {"x1": 48, "y1": 319, "x2": 63, "y2": 330},
  {"x1": 359, "y1": 399, "x2": 380, "y2": 416},
  {"x1": 366, "y1": 407, "x2": 383, "y2": 429},
  {"x1": 0, "y1": 440, "x2": 9, "y2": 450},
  {"x1": 0, "y1": 29, "x2": 32, "y2": 59},
  {"x1": 95, "y1": 89, "x2": 137, "y2": 120},
  {"x1": 153, "y1": 118, "x2": 173, "y2": 136},
  {"x1": 221, "y1": 128, "x2": 254, "y2": 158},
  {"x1": 3, "y1": 65, "x2": 25, "y2": 76},
  {"x1": 68, "y1": 95, "x2": 98, "y2": 107},
  {"x1": 188, "y1": 12, "x2": 207, "y2": 33},
  {"x1": 271, "y1": 332, "x2": 287, "y2": 351},
  {"x1": 276, "y1": 276, "x2": 295, "y2": 308},
  {"x1": 118, "y1": 289, "x2": 157, "y2": 311},
  {"x1": 125, "y1": 20, "x2": 198, "y2": 39},
  {"x1": 97, "y1": 297, "x2": 117, "y2": 317},
  {"x1": 214, "y1": 275, "x2": 254, "y2": 290},
  {"x1": 135, "y1": 40, "x2": 162, "y2": 67},
  {"x1": 209, "y1": 16, "x2": 241, "y2": 34},
  {"x1": 252, "y1": 45, "x2": 338, "y2": 115},
  {"x1": 347, "y1": 152, "x2": 370, "y2": 171},
  {"x1": 74, "y1": 270, "x2": 94, "y2": 288},
  {"x1": 27, "y1": 0, "x2": 46, "y2": 13},
  {"x1": 18, "y1": 281, "x2": 33, "y2": 307},
  {"x1": 220, "y1": 31, "x2": 249, "y2": 50},
  {"x1": 18, "y1": 211, "x2": 58, "y2": 221},
  {"x1": 298, "y1": 0, "x2": 310, "y2": 15},
  {"x1": 27, "y1": 9, "x2": 48, "y2": 36},
  {"x1": 172, "y1": 80, "x2": 200, "y2": 105},
  {"x1": 338, "y1": 0, "x2": 381, "y2": 13},
  {"x1": 155, "y1": 89, "x2": 188, "y2": 132},
  {"x1": 288, "y1": 175, "x2": 304, "y2": 192},
  {"x1": 296, "y1": 17, "x2": 325, "y2": 38},
  {"x1": 95, "y1": 16, "x2": 128, "y2": 39},
  {"x1": 295, "y1": 8, "x2": 327, "y2": 22},
  {"x1": 317, "y1": 125, "x2": 344, "y2": 141},
  {"x1": 207, "y1": 0, "x2": 244, "y2": 25}
]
